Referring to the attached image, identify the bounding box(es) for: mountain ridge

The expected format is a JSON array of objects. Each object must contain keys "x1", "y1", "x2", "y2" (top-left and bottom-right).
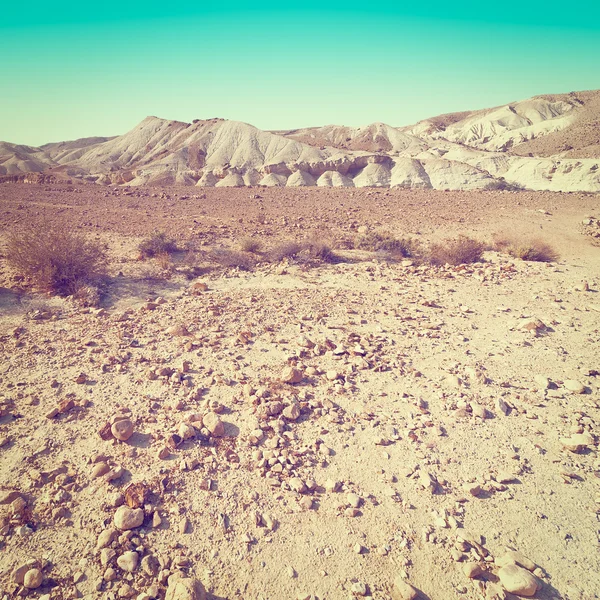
[{"x1": 1, "y1": 89, "x2": 599, "y2": 191}]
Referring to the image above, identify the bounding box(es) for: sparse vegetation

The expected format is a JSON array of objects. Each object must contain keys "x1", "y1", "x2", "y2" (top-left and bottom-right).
[
  {"x1": 6, "y1": 225, "x2": 107, "y2": 296},
  {"x1": 239, "y1": 237, "x2": 263, "y2": 254},
  {"x1": 428, "y1": 235, "x2": 485, "y2": 266},
  {"x1": 138, "y1": 231, "x2": 178, "y2": 259},
  {"x1": 354, "y1": 230, "x2": 420, "y2": 259},
  {"x1": 267, "y1": 241, "x2": 303, "y2": 262},
  {"x1": 209, "y1": 248, "x2": 256, "y2": 271},
  {"x1": 492, "y1": 234, "x2": 559, "y2": 262}
]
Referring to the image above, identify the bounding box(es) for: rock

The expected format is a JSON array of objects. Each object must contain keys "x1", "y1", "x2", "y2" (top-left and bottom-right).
[
  {"x1": 141, "y1": 555, "x2": 159, "y2": 577},
  {"x1": 114, "y1": 506, "x2": 144, "y2": 530},
  {"x1": 178, "y1": 423, "x2": 196, "y2": 441},
  {"x1": 111, "y1": 419, "x2": 134, "y2": 442},
  {"x1": 117, "y1": 551, "x2": 139, "y2": 572},
  {"x1": 463, "y1": 482, "x2": 482, "y2": 497},
  {"x1": 564, "y1": 380, "x2": 585, "y2": 394},
  {"x1": 92, "y1": 462, "x2": 111, "y2": 478},
  {"x1": 97, "y1": 528, "x2": 117, "y2": 549},
  {"x1": 166, "y1": 324, "x2": 190, "y2": 337},
  {"x1": 498, "y1": 564, "x2": 539, "y2": 596},
  {"x1": 289, "y1": 477, "x2": 307, "y2": 493},
  {"x1": 165, "y1": 573, "x2": 207, "y2": 600},
  {"x1": 518, "y1": 319, "x2": 546, "y2": 334},
  {"x1": 351, "y1": 582, "x2": 368, "y2": 596},
  {"x1": 281, "y1": 367, "x2": 303, "y2": 384},
  {"x1": 190, "y1": 282, "x2": 208, "y2": 294},
  {"x1": 324, "y1": 479, "x2": 340, "y2": 493},
  {"x1": 393, "y1": 576, "x2": 419, "y2": 600},
  {"x1": 346, "y1": 493, "x2": 362, "y2": 508},
  {"x1": 495, "y1": 398, "x2": 510, "y2": 416},
  {"x1": 0, "y1": 490, "x2": 21, "y2": 504},
  {"x1": 202, "y1": 412, "x2": 224, "y2": 437},
  {"x1": 12, "y1": 564, "x2": 30, "y2": 584},
  {"x1": 282, "y1": 403, "x2": 301, "y2": 421},
  {"x1": 560, "y1": 432, "x2": 594, "y2": 452},
  {"x1": 533, "y1": 375, "x2": 550, "y2": 389},
  {"x1": 496, "y1": 551, "x2": 536, "y2": 571},
  {"x1": 101, "y1": 548, "x2": 116, "y2": 566},
  {"x1": 463, "y1": 563, "x2": 483, "y2": 578},
  {"x1": 471, "y1": 403, "x2": 487, "y2": 419},
  {"x1": 326, "y1": 370, "x2": 340, "y2": 381},
  {"x1": 23, "y1": 569, "x2": 43, "y2": 589}
]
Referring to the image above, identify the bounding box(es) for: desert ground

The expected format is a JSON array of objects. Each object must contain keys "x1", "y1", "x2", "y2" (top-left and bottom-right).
[{"x1": 0, "y1": 183, "x2": 599, "y2": 600}]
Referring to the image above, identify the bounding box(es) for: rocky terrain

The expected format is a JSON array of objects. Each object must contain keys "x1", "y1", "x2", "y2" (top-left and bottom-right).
[
  {"x1": 0, "y1": 183, "x2": 599, "y2": 600},
  {"x1": 1, "y1": 90, "x2": 599, "y2": 192}
]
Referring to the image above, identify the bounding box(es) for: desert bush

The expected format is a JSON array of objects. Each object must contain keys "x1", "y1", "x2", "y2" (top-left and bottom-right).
[
  {"x1": 6, "y1": 225, "x2": 107, "y2": 296},
  {"x1": 492, "y1": 235, "x2": 559, "y2": 262},
  {"x1": 304, "y1": 238, "x2": 338, "y2": 263},
  {"x1": 210, "y1": 248, "x2": 256, "y2": 271},
  {"x1": 138, "y1": 231, "x2": 178, "y2": 259},
  {"x1": 428, "y1": 235, "x2": 485, "y2": 266},
  {"x1": 355, "y1": 230, "x2": 420, "y2": 259},
  {"x1": 239, "y1": 237, "x2": 263, "y2": 254},
  {"x1": 267, "y1": 241, "x2": 304, "y2": 262}
]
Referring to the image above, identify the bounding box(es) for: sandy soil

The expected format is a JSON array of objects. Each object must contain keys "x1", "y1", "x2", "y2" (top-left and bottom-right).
[{"x1": 0, "y1": 184, "x2": 599, "y2": 600}]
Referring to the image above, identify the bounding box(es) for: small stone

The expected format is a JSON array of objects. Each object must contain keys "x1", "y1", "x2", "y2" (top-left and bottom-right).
[
  {"x1": 92, "y1": 462, "x2": 111, "y2": 478},
  {"x1": 289, "y1": 477, "x2": 307, "y2": 493},
  {"x1": 117, "y1": 551, "x2": 139, "y2": 572},
  {"x1": 166, "y1": 324, "x2": 190, "y2": 337},
  {"x1": 12, "y1": 564, "x2": 31, "y2": 584},
  {"x1": 152, "y1": 511, "x2": 162, "y2": 528},
  {"x1": 164, "y1": 573, "x2": 207, "y2": 600},
  {"x1": 114, "y1": 506, "x2": 144, "y2": 530},
  {"x1": 533, "y1": 375, "x2": 550, "y2": 390},
  {"x1": 282, "y1": 403, "x2": 301, "y2": 421},
  {"x1": 141, "y1": 555, "x2": 160, "y2": 576},
  {"x1": 463, "y1": 483, "x2": 482, "y2": 497},
  {"x1": 463, "y1": 563, "x2": 483, "y2": 578},
  {"x1": 281, "y1": 367, "x2": 303, "y2": 384},
  {"x1": 354, "y1": 543, "x2": 364, "y2": 554},
  {"x1": 560, "y1": 432, "x2": 594, "y2": 453},
  {"x1": 393, "y1": 576, "x2": 418, "y2": 600},
  {"x1": 100, "y1": 548, "x2": 116, "y2": 566},
  {"x1": 471, "y1": 403, "x2": 487, "y2": 419},
  {"x1": 496, "y1": 551, "x2": 536, "y2": 571},
  {"x1": 326, "y1": 370, "x2": 340, "y2": 381},
  {"x1": 346, "y1": 493, "x2": 362, "y2": 508},
  {"x1": 498, "y1": 564, "x2": 539, "y2": 596},
  {"x1": 74, "y1": 372, "x2": 87, "y2": 384},
  {"x1": 179, "y1": 516, "x2": 190, "y2": 534},
  {"x1": 564, "y1": 380, "x2": 585, "y2": 394},
  {"x1": 351, "y1": 582, "x2": 368, "y2": 596},
  {"x1": 111, "y1": 419, "x2": 134, "y2": 442},
  {"x1": 495, "y1": 397, "x2": 510, "y2": 415},
  {"x1": 345, "y1": 508, "x2": 360, "y2": 517},
  {"x1": 178, "y1": 423, "x2": 196, "y2": 441},
  {"x1": 324, "y1": 479, "x2": 340, "y2": 493},
  {"x1": 23, "y1": 569, "x2": 43, "y2": 589},
  {"x1": 202, "y1": 412, "x2": 225, "y2": 437},
  {"x1": 97, "y1": 528, "x2": 117, "y2": 549}
]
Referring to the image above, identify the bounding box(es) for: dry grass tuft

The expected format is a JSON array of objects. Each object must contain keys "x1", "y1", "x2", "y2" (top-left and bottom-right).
[
  {"x1": 267, "y1": 241, "x2": 304, "y2": 262},
  {"x1": 354, "y1": 231, "x2": 421, "y2": 259},
  {"x1": 210, "y1": 248, "x2": 256, "y2": 271},
  {"x1": 138, "y1": 231, "x2": 178, "y2": 259},
  {"x1": 239, "y1": 237, "x2": 263, "y2": 254},
  {"x1": 428, "y1": 235, "x2": 485, "y2": 266},
  {"x1": 492, "y1": 234, "x2": 559, "y2": 262},
  {"x1": 6, "y1": 225, "x2": 107, "y2": 296}
]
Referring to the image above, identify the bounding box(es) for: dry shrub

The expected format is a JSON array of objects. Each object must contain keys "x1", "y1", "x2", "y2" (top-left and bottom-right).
[
  {"x1": 6, "y1": 225, "x2": 106, "y2": 296},
  {"x1": 492, "y1": 234, "x2": 559, "y2": 262},
  {"x1": 304, "y1": 238, "x2": 339, "y2": 263},
  {"x1": 210, "y1": 248, "x2": 256, "y2": 271},
  {"x1": 355, "y1": 230, "x2": 420, "y2": 259},
  {"x1": 267, "y1": 241, "x2": 304, "y2": 262},
  {"x1": 239, "y1": 237, "x2": 263, "y2": 254},
  {"x1": 138, "y1": 231, "x2": 178, "y2": 259},
  {"x1": 428, "y1": 235, "x2": 485, "y2": 266}
]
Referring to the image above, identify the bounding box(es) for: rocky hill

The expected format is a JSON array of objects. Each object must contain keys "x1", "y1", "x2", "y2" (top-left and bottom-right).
[{"x1": 1, "y1": 90, "x2": 599, "y2": 191}]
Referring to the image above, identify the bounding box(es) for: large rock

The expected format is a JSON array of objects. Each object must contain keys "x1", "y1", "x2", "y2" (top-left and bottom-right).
[
  {"x1": 202, "y1": 412, "x2": 225, "y2": 437},
  {"x1": 392, "y1": 576, "x2": 418, "y2": 599},
  {"x1": 498, "y1": 564, "x2": 539, "y2": 597},
  {"x1": 114, "y1": 506, "x2": 144, "y2": 530},
  {"x1": 165, "y1": 573, "x2": 207, "y2": 600}
]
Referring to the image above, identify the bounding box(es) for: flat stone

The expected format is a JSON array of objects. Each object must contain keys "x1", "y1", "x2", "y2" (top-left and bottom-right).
[
  {"x1": 560, "y1": 432, "x2": 594, "y2": 453},
  {"x1": 496, "y1": 551, "x2": 536, "y2": 571}
]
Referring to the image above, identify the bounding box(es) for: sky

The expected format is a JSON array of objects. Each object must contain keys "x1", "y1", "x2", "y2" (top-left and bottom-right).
[{"x1": 1, "y1": 0, "x2": 599, "y2": 146}]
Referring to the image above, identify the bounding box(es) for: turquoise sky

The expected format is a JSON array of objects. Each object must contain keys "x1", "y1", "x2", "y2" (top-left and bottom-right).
[{"x1": 1, "y1": 0, "x2": 599, "y2": 146}]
